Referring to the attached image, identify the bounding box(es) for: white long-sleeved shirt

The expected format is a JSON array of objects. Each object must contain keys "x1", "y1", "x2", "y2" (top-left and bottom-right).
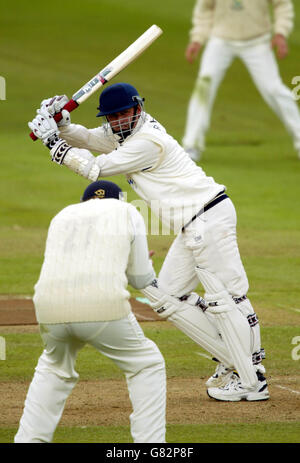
[
  {"x1": 189, "y1": 0, "x2": 294, "y2": 44},
  {"x1": 57, "y1": 113, "x2": 224, "y2": 234},
  {"x1": 34, "y1": 198, "x2": 155, "y2": 324}
]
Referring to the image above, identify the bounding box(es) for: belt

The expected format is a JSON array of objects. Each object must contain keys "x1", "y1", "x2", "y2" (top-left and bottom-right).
[{"x1": 182, "y1": 191, "x2": 228, "y2": 232}]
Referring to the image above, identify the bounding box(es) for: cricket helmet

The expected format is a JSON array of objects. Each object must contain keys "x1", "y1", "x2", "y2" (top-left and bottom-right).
[{"x1": 96, "y1": 82, "x2": 144, "y2": 116}]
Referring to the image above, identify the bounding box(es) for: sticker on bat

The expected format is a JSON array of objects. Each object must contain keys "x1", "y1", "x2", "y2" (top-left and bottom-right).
[
  {"x1": 99, "y1": 67, "x2": 112, "y2": 78},
  {"x1": 73, "y1": 77, "x2": 103, "y2": 100}
]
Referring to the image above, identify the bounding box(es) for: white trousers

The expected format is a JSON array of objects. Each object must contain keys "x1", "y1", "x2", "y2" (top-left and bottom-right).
[
  {"x1": 182, "y1": 36, "x2": 300, "y2": 153},
  {"x1": 14, "y1": 313, "x2": 166, "y2": 443},
  {"x1": 159, "y1": 198, "x2": 247, "y2": 297},
  {"x1": 158, "y1": 198, "x2": 262, "y2": 364}
]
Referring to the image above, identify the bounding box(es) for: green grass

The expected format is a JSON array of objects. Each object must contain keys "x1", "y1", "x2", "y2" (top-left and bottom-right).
[
  {"x1": 0, "y1": 323, "x2": 299, "y2": 381},
  {"x1": 1, "y1": 422, "x2": 299, "y2": 444},
  {"x1": 0, "y1": 0, "x2": 299, "y2": 445}
]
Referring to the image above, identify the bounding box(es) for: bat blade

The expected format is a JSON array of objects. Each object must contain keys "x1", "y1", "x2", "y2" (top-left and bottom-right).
[
  {"x1": 73, "y1": 25, "x2": 162, "y2": 105},
  {"x1": 29, "y1": 25, "x2": 162, "y2": 140}
]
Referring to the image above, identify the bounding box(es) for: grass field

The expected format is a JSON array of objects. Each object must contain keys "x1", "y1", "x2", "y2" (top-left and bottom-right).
[{"x1": 0, "y1": 0, "x2": 299, "y2": 444}]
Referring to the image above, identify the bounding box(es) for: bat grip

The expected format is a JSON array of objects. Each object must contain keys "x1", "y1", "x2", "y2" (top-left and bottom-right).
[{"x1": 29, "y1": 99, "x2": 79, "y2": 141}]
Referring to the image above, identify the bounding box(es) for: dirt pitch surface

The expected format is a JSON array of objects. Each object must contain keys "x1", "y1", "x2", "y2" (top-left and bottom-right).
[
  {"x1": 0, "y1": 298, "x2": 299, "y2": 435},
  {"x1": 0, "y1": 296, "x2": 161, "y2": 325}
]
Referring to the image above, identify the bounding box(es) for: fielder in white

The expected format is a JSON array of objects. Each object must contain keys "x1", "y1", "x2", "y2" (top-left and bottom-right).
[
  {"x1": 28, "y1": 83, "x2": 269, "y2": 401},
  {"x1": 183, "y1": 0, "x2": 300, "y2": 161},
  {"x1": 14, "y1": 180, "x2": 166, "y2": 443}
]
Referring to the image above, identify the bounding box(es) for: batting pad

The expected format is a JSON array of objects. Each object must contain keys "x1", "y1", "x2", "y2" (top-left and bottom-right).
[
  {"x1": 234, "y1": 297, "x2": 262, "y2": 362},
  {"x1": 168, "y1": 306, "x2": 234, "y2": 368},
  {"x1": 142, "y1": 281, "x2": 234, "y2": 368},
  {"x1": 196, "y1": 268, "x2": 258, "y2": 388},
  {"x1": 209, "y1": 307, "x2": 258, "y2": 388}
]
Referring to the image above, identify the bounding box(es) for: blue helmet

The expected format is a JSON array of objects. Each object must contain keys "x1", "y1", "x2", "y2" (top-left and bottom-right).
[
  {"x1": 81, "y1": 180, "x2": 123, "y2": 202},
  {"x1": 96, "y1": 83, "x2": 144, "y2": 117}
]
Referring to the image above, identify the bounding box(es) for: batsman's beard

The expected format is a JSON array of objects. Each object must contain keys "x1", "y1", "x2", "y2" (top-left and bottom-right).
[{"x1": 104, "y1": 110, "x2": 146, "y2": 142}]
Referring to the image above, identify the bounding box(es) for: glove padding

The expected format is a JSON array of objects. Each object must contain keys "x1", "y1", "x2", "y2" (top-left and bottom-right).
[
  {"x1": 40, "y1": 95, "x2": 71, "y2": 127},
  {"x1": 28, "y1": 108, "x2": 60, "y2": 148}
]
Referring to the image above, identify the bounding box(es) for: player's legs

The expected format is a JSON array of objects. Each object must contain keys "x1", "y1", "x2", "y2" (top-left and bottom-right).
[
  {"x1": 14, "y1": 324, "x2": 84, "y2": 443},
  {"x1": 186, "y1": 199, "x2": 263, "y2": 362},
  {"x1": 240, "y1": 40, "x2": 300, "y2": 153},
  {"x1": 15, "y1": 317, "x2": 166, "y2": 444},
  {"x1": 182, "y1": 199, "x2": 265, "y2": 391},
  {"x1": 86, "y1": 313, "x2": 166, "y2": 443},
  {"x1": 158, "y1": 201, "x2": 264, "y2": 368},
  {"x1": 182, "y1": 37, "x2": 234, "y2": 157},
  {"x1": 186, "y1": 199, "x2": 249, "y2": 295},
  {"x1": 157, "y1": 233, "x2": 235, "y2": 367},
  {"x1": 158, "y1": 232, "x2": 199, "y2": 297}
]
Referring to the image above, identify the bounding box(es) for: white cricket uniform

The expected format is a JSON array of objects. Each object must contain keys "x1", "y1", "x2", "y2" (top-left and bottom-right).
[
  {"x1": 182, "y1": 0, "x2": 300, "y2": 154},
  {"x1": 56, "y1": 114, "x2": 249, "y2": 299},
  {"x1": 15, "y1": 199, "x2": 166, "y2": 444}
]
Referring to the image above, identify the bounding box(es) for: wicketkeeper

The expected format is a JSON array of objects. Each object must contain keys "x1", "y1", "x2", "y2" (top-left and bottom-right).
[
  {"x1": 15, "y1": 180, "x2": 166, "y2": 443},
  {"x1": 28, "y1": 83, "x2": 269, "y2": 402}
]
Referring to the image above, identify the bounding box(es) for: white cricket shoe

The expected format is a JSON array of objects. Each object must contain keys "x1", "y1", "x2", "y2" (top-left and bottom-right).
[
  {"x1": 185, "y1": 148, "x2": 202, "y2": 162},
  {"x1": 205, "y1": 363, "x2": 236, "y2": 388},
  {"x1": 207, "y1": 371, "x2": 270, "y2": 402}
]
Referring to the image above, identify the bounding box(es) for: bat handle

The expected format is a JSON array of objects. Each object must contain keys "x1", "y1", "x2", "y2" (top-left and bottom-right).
[{"x1": 29, "y1": 99, "x2": 79, "y2": 141}]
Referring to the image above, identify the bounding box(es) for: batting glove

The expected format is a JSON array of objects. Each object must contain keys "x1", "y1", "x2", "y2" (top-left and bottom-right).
[
  {"x1": 40, "y1": 95, "x2": 71, "y2": 127},
  {"x1": 28, "y1": 108, "x2": 60, "y2": 149}
]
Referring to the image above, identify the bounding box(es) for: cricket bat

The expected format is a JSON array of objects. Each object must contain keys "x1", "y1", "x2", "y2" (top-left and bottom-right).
[{"x1": 30, "y1": 25, "x2": 162, "y2": 140}]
